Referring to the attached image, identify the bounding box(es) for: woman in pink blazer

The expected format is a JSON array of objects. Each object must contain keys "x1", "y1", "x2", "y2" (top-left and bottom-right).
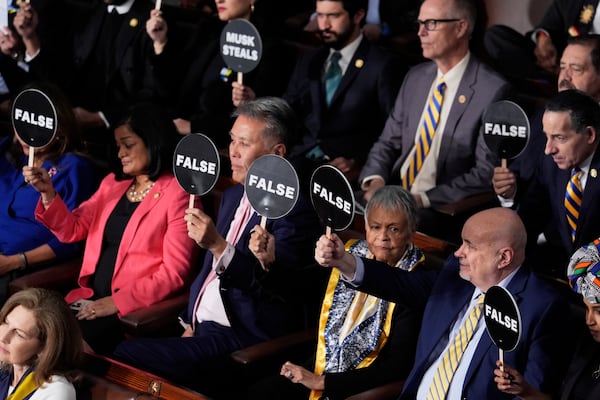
[{"x1": 24, "y1": 103, "x2": 199, "y2": 354}]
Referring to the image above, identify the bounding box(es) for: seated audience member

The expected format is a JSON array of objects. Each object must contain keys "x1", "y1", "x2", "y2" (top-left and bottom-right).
[
  {"x1": 501, "y1": 90, "x2": 600, "y2": 279},
  {"x1": 284, "y1": 0, "x2": 404, "y2": 186},
  {"x1": 315, "y1": 207, "x2": 572, "y2": 399},
  {"x1": 0, "y1": 288, "x2": 83, "y2": 400},
  {"x1": 167, "y1": 0, "x2": 295, "y2": 149},
  {"x1": 113, "y1": 97, "x2": 321, "y2": 396},
  {"x1": 0, "y1": 0, "x2": 73, "y2": 92},
  {"x1": 493, "y1": 34, "x2": 600, "y2": 208},
  {"x1": 493, "y1": 238, "x2": 600, "y2": 399},
  {"x1": 0, "y1": 83, "x2": 97, "y2": 304},
  {"x1": 23, "y1": 102, "x2": 198, "y2": 354},
  {"x1": 358, "y1": 0, "x2": 510, "y2": 243},
  {"x1": 484, "y1": 0, "x2": 597, "y2": 81},
  {"x1": 248, "y1": 186, "x2": 424, "y2": 400}
]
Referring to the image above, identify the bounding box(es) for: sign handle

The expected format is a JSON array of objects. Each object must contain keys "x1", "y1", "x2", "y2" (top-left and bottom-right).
[
  {"x1": 499, "y1": 348, "x2": 504, "y2": 372},
  {"x1": 325, "y1": 225, "x2": 332, "y2": 239},
  {"x1": 28, "y1": 148, "x2": 34, "y2": 168},
  {"x1": 237, "y1": 72, "x2": 243, "y2": 84},
  {"x1": 501, "y1": 158, "x2": 507, "y2": 169},
  {"x1": 189, "y1": 194, "x2": 195, "y2": 209},
  {"x1": 260, "y1": 215, "x2": 267, "y2": 229},
  {"x1": 155, "y1": 0, "x2": 161, "y2": 10}
]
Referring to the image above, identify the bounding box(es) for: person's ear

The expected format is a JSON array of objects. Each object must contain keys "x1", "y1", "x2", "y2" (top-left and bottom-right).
[
  {"x1": 498, "y1": 247, "x2": 514, "y2": 269},
  {"x1": 585, "y1": 126, "x2": 597, "y2": 144},
  {"x1": 272, "y1": 143, "x2": 286, "y2": 157}
]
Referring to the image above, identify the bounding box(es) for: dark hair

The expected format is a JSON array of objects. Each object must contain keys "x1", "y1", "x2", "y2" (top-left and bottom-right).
[
  {"x1": 545, "y1": 89, "x2": 600, "y2": 135},
  {"x1": 317, "y1": 0, "x2": 367, "y2": 25},
  {"x1": 567, "y1": 34, "x2": 600, "y2": 74},
  {"x1": 8, "y1": 82, "x2": 81, "y2": 167},
  {"x1": 0, "y1": 288, "x2": 82, "y2": 385},
  {"x1": 232, "y1": 97, "x2": 299, "y2": 149},
  {"x1": 113, "y1": 102, "x2": 180, "y2": 181}
]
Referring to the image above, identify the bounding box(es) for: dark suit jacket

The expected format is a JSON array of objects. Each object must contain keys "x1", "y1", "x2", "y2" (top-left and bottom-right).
[
  {"x1": 359, "y1": 55, "x2": 511, "y2": 207},
  {"x1": 185, "y1": 184, "x2": 321, "y2": 346},
  {"x1": 67, "y1": 0, "x2": 179, "y2": 125},
  {"x1": 538, "y1": 0, "x2": 600, "y2": 54},
  {"x1": 285, "y1": 36, "x2": 403, "y2": 167},
  {"x1": 518, "y1": 148, "x2": 600, "y2": 269},
  {"x1": 355, "y1": 256, "x2": 572, "y2": 400},
  {"x1": 560, "y1": 332, "x2": 600, "y2": 400}
]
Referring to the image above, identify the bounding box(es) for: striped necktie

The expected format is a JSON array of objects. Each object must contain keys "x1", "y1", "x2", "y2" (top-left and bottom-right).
[
  {"x1": 426, "y1": 294, "x2": 484, "y2": 400},
  {"x1": 402, "y1": 79, "x2": 446, "y2": 190},
  {"x1": 565, "y1": 167, "x2": 583, "y2": 242},
  {"x1": 324, "y1": 51, "x2": 342, "y2": 106}
]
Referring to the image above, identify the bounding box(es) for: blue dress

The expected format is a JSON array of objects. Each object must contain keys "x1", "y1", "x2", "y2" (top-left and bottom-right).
[{"x1": 0, "y1": 136, "x2": 98, "y2": 259}]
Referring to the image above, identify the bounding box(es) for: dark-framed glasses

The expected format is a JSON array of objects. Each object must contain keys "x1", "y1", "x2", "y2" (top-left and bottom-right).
[{"x1": 416, "y1": 18, "x2": 461, "y2": 31}]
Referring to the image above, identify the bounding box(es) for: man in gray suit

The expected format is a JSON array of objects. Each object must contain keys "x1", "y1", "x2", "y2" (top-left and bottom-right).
[{"x1": 359, "y1": 0, "x2": 511, "y2": 242}]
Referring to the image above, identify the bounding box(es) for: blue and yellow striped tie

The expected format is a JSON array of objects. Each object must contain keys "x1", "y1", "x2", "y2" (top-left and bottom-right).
[
  {"x1": 402, "y1": 79, "x2": 447, "y2": 190},
  {"x1": 565, "y1": 167, "x2": 583, "y2": 242},
  {"x1": 426, "y1": 294, "x2": 484, "y2": 400}
]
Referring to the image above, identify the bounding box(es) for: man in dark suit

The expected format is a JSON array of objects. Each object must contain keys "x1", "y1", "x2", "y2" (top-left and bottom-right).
[
  {"x1": 359, "y1": 0, "x2": 510, "y2": 242},
  {"x1": 502, "y1": 90, "x2": 600, "y2": 279},
  {"x1": 284, "y1": 0, "x2": 403, "y2": 186},
  {"x1": 485, "y1": 0, "x2": 600, "y2": 81},
  {"x1": 113, "y1": 97, "x2": 322, "y2": 395},
  {"x1": 493, "y1": 34, "x2": 600, "y2": 207},
  {"x1": 315, "y1": 207, "x2": 573, "y2": 400}
]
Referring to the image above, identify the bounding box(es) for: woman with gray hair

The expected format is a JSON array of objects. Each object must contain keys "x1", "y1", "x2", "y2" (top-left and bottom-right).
[
  {"x1": 250, "y1": 185, "x2": 425, "y2": 399},
  {"x1": 493, "y1": 238, "x2": 600, "y2": 399}
]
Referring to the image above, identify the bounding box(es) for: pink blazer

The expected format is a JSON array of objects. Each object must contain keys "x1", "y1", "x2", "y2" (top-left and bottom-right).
[{"x1": 36, "y1": 173, "x2": 199, "y2": 316}]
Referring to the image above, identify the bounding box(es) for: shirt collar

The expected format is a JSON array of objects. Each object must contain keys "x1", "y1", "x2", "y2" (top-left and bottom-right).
[
  {"x1": 108, "y1": 0, "x2": 135, "y2": 15},
  {"x1": 436, "y1": 52, "x2": 470, "y2": 89}
]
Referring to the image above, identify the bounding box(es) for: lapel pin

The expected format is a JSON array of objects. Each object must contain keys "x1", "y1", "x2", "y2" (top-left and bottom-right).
[
  {"x1": 130, "y1": 18, "x2": 138, "y2": 28},
  {"x1": 458, "y1": 95, "x2": 466, "y2": 104},
  {"x1": 355, "y1": 59, "x2": 364, "y2": 68},
  {"x1": 153, "y1": 193, "x2": 160, "y2": 199},
  {"x1": 591, "y1": 168, "x2": 597, "y2": 178}
]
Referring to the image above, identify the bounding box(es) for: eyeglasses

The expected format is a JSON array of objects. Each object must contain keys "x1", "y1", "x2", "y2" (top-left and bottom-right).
[{"x1": 416, "y1": 18, "x2": 461, "y2": 31}]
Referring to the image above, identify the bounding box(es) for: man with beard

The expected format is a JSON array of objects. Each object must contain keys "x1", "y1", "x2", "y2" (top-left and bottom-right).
[
  {"x1": 283, "y1": 0, "x2": 404, "y2": 186},
  {"x1": 358, "y1": 0, "x2": 510, "y2": 243}
]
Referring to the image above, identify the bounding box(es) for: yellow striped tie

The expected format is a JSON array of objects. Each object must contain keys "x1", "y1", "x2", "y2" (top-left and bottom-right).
[
  {"x1": 565, "y1": 168, "x2": 583, "y2": 243},
  {"x1": 426, "y1": 294, "x2": 484, "y2": 400},
  {"x1": 402, "y1": 78, "x2": 446, "y2": 190}
]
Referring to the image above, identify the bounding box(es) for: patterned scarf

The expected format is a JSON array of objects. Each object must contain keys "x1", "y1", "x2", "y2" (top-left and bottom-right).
[{"x1": 310, "y1": 239, "x2": 424, "y2": 400}]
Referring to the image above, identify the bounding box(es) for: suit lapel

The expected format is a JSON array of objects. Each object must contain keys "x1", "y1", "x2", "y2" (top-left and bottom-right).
[
  {"x1": 576, "y1": 149, "x2": 600, "y2": 245},
  {"x1": 112, "y1": 1, "x2": 147, "y2": 75},
  {"x1": 328, "y1": 38, "x2": 369, "y2": 107},
  {"x1": 438, "y1": 57, "x2": 476, "y2": 170},
  {"x1": 309, "y1": 48, "x2": 329, "y2": 120}
]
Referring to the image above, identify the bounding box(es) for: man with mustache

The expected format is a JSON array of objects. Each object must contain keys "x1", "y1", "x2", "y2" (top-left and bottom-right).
[{"x1": 284, "y1": 0, "x2": 403, "y2": 186}]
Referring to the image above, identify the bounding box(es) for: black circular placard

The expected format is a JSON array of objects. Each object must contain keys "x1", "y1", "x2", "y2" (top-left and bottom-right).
[
  {"x1": 12, "y1": 88, "x2": 57, "y2": 148},
  {"x1": 220, "y1": 19, "x2": 263, "y2": 74},
  {"x1": 173, "y1": 133, "x2": 220, "y2": 196},
  {"x1": 482, "y1": 100, "x2": 530, "y2": 160},
  {"x1": 309, "y1": 165, "x2": 355, "y2": 231},
  {"x1": 245, "y1": 154, "x2": 299, "y2": 219},
  {"x1": 483, "y1": 285, "x2": 522, "y2": 352}
]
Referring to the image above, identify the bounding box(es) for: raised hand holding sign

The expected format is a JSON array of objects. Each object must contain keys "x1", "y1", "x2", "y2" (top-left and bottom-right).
[
  {"x1": 12, "y1": 88, "x2": 58, "y2": 168},
  {"x1": 220, "y1": 18, "x2": 263, "y2": 84},
  {"x1": 173, "y1": 133, "x2": 220, "y2": 208},
  {"x1": 484, "y1": 286, "x2": 522, "y2": 371},
  {"x1": 482, "y1": 100, "x2": 530, "y2": 168},
  {"x1": 310, "y1": 165, "x2": 355, "y2": 238}
]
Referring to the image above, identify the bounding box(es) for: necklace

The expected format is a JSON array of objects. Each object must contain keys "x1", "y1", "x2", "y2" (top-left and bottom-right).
[{"x1": 128, "y1": 179, "x2": 154, "y2": 202}]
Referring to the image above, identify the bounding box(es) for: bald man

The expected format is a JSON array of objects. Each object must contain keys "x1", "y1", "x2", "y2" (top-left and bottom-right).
[{"x1": 316, "y1": 208, "x2": 573, "y2": 399}]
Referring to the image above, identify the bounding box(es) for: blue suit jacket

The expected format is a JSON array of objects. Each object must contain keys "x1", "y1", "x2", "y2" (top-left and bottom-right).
[
  {"x1": 285, "y1": 36, "x2": 403, "y2": 166},
  {"x1": 357, "y1": 256, "x2": 572, "y2": 400},
  {"x1": 186, "y1": 184, "x2": 321, "y2": 346},
  {"x1": 518, "y1": 148, "x2": 600, "y2": 268},
  {"x1": 359, "y1": 55, "x2": 511, "y2": 207}
]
